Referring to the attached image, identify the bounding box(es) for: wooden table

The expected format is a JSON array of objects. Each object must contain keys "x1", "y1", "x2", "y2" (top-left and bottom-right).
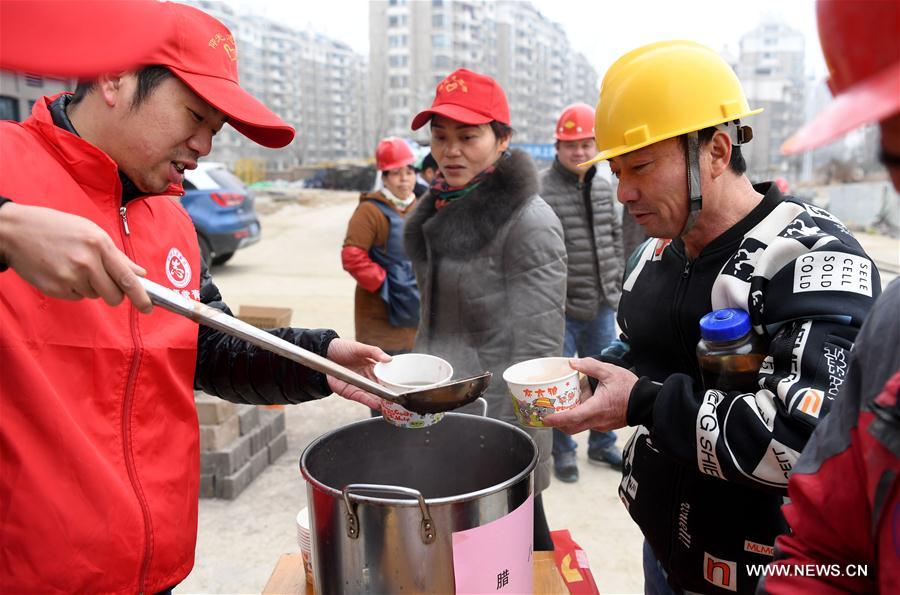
[{"x1": 263, "y1": 551, "x2": 568, "y2": 594}]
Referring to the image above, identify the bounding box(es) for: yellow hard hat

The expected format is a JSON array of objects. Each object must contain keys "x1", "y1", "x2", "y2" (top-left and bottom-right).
[{"x1": 581, "y1": 40, "x2": 762, "y2": 166}]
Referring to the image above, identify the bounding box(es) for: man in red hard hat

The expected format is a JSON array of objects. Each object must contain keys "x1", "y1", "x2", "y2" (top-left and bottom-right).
[
  {"x1": 0, "y1": 3, "x2": 387, "y2": 593},
  {"x1": 540, "y1": 103, "x2": 624, "y2": 483},
  {"x1": 764, "y1": 1, "x2": 900, "y2": 592}
]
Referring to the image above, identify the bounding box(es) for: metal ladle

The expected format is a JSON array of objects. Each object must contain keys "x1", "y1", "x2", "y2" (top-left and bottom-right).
[{"x1": 139, "y1": 278, "x2": 491, "y2": 414}]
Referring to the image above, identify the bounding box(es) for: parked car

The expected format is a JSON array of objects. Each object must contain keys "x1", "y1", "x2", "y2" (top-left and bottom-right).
[{"x1": 181, "y1": 162, "x2": 261, "y2": 266}]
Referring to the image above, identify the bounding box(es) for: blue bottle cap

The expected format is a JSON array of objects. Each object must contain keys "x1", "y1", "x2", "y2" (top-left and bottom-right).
[{"x1": 699, "y1": 308, "x2": 751, "y2": 342}]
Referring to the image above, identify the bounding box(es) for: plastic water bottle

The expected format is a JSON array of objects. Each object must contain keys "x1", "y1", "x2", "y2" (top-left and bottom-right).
[{"x1": 697, "y1": 308, "x2": 766, "y2": 393}]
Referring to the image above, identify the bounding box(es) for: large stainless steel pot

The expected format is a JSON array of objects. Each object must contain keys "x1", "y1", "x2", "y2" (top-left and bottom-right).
[{"x1": 300, "y1": 412, "x2": 537, "y2": 594}]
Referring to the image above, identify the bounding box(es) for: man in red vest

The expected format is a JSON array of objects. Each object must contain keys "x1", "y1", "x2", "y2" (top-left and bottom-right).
[{"x1": 0, "y1": 3, "x2": 385, "y2": 593}]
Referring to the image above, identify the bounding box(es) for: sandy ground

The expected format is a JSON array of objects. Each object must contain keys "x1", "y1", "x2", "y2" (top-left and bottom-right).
[
  {"x1": 177, "y1": 191, "x2": 645, "y2": 594},
  {"x1": 177, "y1": 189, "x2": 898, "y2": 594}
]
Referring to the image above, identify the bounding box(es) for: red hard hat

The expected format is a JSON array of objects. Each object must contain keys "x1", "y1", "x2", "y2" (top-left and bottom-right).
[
  {"x1": 782, "y1": 0, "x2": 900, "y2": 154},
  {"x1": 375, "y1": 137, "x2": 415, "y2": 171},
  {"x1": 555, "y1": 103, "x2": 596, "y2": 141}
]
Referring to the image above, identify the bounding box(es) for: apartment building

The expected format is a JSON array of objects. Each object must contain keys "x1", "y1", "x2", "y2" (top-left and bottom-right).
[
  {"x1": 0, "y1": 72, "x2": 73, "y2": 122},
  {"x1": 190, "y1": 1, "x2": 369, "y2": 171},
  {"x1": 369, "y1": 0, "x2": 598, "y2": 147},
  {"x1": 735, "y1": 19, "x2": 806, "y2": 182}
]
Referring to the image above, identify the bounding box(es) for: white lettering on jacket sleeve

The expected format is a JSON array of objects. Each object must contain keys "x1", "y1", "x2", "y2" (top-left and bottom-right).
[
  {"x1": 696, "y1": 390, "x2": 725, "y2": 479},
  {"x1": 779, "y1": 321, "x2": 812, "y2": 407},
  {"x1": 751, "y1": 439, "x2": 801, "y2": 487},
  {"x1": 793, "y1": 251, "x2": 872, "y2": 296}
]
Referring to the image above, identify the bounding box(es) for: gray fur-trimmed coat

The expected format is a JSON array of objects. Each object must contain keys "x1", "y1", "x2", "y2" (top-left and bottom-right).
[
  {"x1": 539, "y1": 158, "x2": 623, "y2": 319},
  {"x1": 404, "y1": 150, "x2": 566, "y2": 494}
]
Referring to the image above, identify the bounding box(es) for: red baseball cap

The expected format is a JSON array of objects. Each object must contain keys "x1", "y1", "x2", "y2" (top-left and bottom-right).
[
  {"x1": 411, "y1": 68, "x2": 510, "y2": 130},
  {"x1": 140, "y1": 2, "x2": 295, "y2": 149},
  {"x1": 0, "y1": 0, "x2": 174, "y2": 77}
]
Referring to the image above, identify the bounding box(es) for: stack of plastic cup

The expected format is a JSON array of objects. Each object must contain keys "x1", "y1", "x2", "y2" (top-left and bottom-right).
[{"x1": 296, "y1": 506, "x2": 313, "y2": 584}]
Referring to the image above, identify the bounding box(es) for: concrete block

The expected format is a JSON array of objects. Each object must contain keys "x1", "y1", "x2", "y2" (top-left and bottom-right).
[
  {"x1": 249, "y1": 444, "x2": 270, "y2": 480},
  {"x1": 194, "y1": 392, "x2": 236, "y2": 425},
  {"x1": 200, "y1": 431, "x2": 252, "y2": 477},
  {"x1": 274, "y1": 410, "x2": 286, "y2": 436},
  {"x1": 237, "y1": 405, "x2": 260, "y2": 435},
  {"x1": 198, "y1": 413, "x2": 239, "y2": 451},
  {"x1": 261, "y1": 409, "x2": 286, "y2": 437},
  {"x1": 259, "y1": 417, "x2": 273, "y2": 448},
  {"x1": 268, "y1": 431, "x2": 288, "y2": 464},
  {"x1": 248, "y1": 424, "x2": 266, "y2": 456},
  {"x1": 199, "y1": 473, "x2": 216, "y2": 499},
  {"x1": 215, "y1": 460, "x2": 253, "y2": 500}
]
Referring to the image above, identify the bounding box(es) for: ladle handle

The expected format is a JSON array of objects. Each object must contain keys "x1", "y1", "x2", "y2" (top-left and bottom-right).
[
  {"x1": 342, "y1": 484, "x2": 435, "y2": 544},
  {"x1": 138, "y1": 278, "x2": 405, "y2": 403}
]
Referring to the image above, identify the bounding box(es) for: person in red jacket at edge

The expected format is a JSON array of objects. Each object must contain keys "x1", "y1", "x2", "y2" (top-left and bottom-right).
[
  {"x1": 0, "y1": 3, "x2": 389, "y2": 594},
  {"x1": 762, "y1": 1, "x2": 900, "y2": 593}
]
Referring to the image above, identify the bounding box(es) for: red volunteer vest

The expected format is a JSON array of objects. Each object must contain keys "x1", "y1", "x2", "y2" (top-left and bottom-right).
[{"x1": 0, "y1": 96, "x2": 201, "y2": 593}]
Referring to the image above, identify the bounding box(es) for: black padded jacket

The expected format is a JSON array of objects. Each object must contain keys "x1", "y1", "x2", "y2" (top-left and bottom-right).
[
  {"x1": 610, "y1": 183, "x2": 880, "y2": 594},
  {"x1": 194, "y1": 262, "x2": 337, "y2": 404}
]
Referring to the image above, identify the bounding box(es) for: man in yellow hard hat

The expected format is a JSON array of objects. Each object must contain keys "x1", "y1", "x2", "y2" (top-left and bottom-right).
[{"x1": 544, "y1": 40, "x2": 880, "y2": 593}]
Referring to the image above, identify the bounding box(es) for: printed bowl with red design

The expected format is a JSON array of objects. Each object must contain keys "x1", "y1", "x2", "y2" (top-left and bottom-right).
[
  {"x1": 503, "y1": 357, "x2": 580, "y2": 427},
  {"x1": 374, "y1": 353, "x2": 454, "y2": 429}
]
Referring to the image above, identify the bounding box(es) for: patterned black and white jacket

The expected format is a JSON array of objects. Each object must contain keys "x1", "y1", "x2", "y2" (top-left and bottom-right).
[{"x1": 611, "y1": 182, "x2": 881, "y2": 594}]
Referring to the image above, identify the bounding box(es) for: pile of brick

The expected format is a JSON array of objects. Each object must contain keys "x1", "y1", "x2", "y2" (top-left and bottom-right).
[{"x1": 195, "y1": 391, "x2": 289, "y2": 499}]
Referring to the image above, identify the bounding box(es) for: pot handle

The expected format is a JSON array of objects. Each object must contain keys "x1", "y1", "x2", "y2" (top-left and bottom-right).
[
  {"x1": 474, "y1": 396, "x2": 488, "y2": 417},
  {"x1": 342, "y1": 483, "x2": 436, "y2": 544}
]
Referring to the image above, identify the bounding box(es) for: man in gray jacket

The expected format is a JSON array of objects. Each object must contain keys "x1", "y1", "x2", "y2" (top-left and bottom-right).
[{"x1": 540, "y1": 103, "x2": 624, "y2": 482}]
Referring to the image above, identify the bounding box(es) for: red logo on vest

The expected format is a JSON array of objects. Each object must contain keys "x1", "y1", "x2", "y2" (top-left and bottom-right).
[{"x1": 166, "y1": 248, "x2": 192, "y2": 289}]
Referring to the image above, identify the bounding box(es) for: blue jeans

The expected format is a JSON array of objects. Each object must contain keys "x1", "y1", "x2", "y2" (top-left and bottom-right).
[
  {"x1": 553, "y1": 307, "x2": 618, "y2": 455},
  {"x1": 643, "y1": 541, "x2": 678, "y2": 595}
]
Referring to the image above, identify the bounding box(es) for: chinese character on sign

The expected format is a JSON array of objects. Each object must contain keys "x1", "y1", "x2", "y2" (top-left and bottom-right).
[{"x1": 497, "y1": 569, "x2": 509, "y2": 590}]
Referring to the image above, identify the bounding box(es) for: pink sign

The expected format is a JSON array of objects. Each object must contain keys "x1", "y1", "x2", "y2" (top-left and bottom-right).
[{"x1": 452, "y1": 495, "x2": 534, "y2": 594}]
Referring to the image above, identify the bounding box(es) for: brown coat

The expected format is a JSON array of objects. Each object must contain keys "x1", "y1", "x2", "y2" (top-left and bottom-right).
[{"x1": 343, "y1": 191, "x2": 417, "y2": 352}]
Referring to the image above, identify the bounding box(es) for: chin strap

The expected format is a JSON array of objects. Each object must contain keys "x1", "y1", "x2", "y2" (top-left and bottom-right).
[
  {"x1": 679, "y1": 130, "x2": 702, "y2": 237},
  {"x1": 678, "y1": 121, "x2": 753, "y2": 238}
]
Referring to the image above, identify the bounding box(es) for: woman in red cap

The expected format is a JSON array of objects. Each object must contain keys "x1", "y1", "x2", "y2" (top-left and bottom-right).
[
  {"x1": 342, "y1": 137, "x2": 420, "y2": 366},
  {"x1": 404, "y1": 68, "x2": 567, "y2": 550}
]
